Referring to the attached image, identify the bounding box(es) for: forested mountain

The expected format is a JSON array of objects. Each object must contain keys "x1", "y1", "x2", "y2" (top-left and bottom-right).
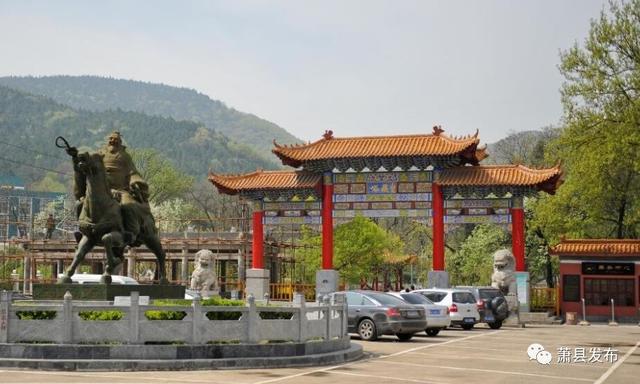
[
  {"x1": 484, "y1": 128, "x2": 558, "y2": 166},
  {"x1": 0, "y1": 76, "x2": 302, "y2": 158},
  {"x1": 0, "y1": 86, "x2": 278, "y2": 185}
]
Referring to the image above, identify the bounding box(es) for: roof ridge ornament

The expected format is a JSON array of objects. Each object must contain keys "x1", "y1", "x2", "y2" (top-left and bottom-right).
[
  {"x1": 432, "y1": 125, "x2": 445, "y2": 136},
  {"x1": 323, "y1": 130, "x2": 334, "y2": 140}
]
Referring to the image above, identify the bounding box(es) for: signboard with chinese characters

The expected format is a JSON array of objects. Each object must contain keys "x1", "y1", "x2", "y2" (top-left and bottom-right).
[
  {"x1": 262, "y1": 201, "x2": 322, "y2": 225},
  {"x1": 444, "y1": 198, "x2": 512, "y2": 226},
  {"x1": 332, "y1": 171, "x2": 433, "y2": 218}
]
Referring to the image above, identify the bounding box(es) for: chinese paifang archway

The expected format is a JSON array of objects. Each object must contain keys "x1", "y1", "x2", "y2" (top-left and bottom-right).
[{"x1": 209, "y1": 127, "x2": 562, "y2": 298}]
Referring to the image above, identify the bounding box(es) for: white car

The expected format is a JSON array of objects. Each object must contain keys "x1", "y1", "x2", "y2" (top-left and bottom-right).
[
  {"x1": 388, "y1": 291, "x2": 451, "y2": 336},
  {"x1": 58, "y1": 273, "x2": 139, "y2": 285},
  {"x1": 413, "y1": 288, "x2": 480, "y2": 330}
]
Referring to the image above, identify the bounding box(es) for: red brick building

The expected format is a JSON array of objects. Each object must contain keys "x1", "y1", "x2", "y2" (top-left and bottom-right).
[{"x1": 552, "y1": 239, "x2": 640, "y2": 322}]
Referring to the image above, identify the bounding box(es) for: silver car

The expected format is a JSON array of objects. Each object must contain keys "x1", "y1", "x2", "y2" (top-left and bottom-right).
[
  {"x1": 341, "y1": 290, "x2": 427, "y2": 341},
  {"x1": 388, "y1": 291, "x2": 451, "y2": 336}
]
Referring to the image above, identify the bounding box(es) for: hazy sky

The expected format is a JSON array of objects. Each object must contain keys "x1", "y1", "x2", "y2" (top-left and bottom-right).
[{"x1": 0, "y1": 0, "x2": 607, "y2": 144}]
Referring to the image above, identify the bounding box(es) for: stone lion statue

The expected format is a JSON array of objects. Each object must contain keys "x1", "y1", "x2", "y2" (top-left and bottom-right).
[
  {"x1": 190, "y1": 249, "x2": 217, "y2": 294},
  {"x1": 491, "y1": 249, "x2": 516, "y2": 295}
]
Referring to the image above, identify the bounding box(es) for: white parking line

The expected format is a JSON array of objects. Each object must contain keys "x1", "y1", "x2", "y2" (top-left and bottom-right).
[
  {"x1": 380, "y1": 330, "x2": 503, "y2": 359},
  {"x1": 376, "y1": 360, "x2": 594, "y2": 382},
  {"x1": 593, "y1": 340, "x2": 640, "y2": 384},
  {"x1": 331, "y1": 370, "x2": 448, "y2": 384},
  {"x1": 253, "y1": 331, "x2": 501, "y2": 384}
]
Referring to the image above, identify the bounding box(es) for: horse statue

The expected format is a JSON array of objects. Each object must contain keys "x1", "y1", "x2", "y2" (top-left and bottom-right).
[{"x1": 55, "y1": 137, "x2": 167, "y2": 285}]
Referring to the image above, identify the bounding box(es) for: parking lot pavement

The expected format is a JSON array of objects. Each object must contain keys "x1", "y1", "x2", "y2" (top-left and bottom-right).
[{"x1": 1, "y1": 324, "x2": 638, "y2": 384}]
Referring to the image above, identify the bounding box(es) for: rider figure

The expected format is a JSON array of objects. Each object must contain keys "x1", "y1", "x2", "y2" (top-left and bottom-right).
[{"x1": 68, "y1": 131, "x2": 150, "y2": 245}]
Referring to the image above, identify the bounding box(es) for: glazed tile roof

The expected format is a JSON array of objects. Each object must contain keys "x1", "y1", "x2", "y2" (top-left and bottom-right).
[
  {"x1": 272, "y1": 128, "x2": 481, "y2": 168},
  {"x1": 438, "y1": 164, "x2": 562, "y2": 193},
  {"x1": 550, "y1": 239, "x2": 640, "y2": 257},
  {"x1": 208, "y1": 170, "x2": 321, "y2": 195}
]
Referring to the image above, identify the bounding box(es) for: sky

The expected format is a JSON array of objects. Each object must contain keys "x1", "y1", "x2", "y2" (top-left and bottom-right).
[{"x1": 0, "y1": 0, "x2": 608, "y2": 144}]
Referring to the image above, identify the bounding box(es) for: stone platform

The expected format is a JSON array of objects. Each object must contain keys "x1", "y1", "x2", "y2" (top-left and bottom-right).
[
  {"x1": 0, "y1": 340, "x2": 363, "y2": 370},
  {"x1": 32, "y1": 284, "x2": 185, "y2": 300}
]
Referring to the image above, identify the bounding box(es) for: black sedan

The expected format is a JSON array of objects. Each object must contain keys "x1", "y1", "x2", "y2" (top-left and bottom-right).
[{"x1": 339, "y1": 290, "x2": 427, "y2": 341}]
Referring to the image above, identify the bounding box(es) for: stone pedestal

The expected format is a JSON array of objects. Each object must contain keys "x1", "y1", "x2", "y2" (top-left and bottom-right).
[
  {"x1": 427, "y1": 271, "x2": 449, "y2": 288},
  {"x1": 245, "y1": 268, "x2": 270, "y2": 299},
  {"x1": 316, "y1": 269, "x2": 339, "y2": 300},
  {"x1": 503, "y1": 293, "x2": 523, "y2": 327}
]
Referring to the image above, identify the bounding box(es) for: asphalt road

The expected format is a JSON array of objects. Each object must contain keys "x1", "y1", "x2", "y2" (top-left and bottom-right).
[{"x1": 1, "y1": 324, "x2": 638, "y2": 384}]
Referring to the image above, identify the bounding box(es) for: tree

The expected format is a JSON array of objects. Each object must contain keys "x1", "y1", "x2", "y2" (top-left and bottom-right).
[
  {"x1": 130, "y1": 148, "x2": 194, "y2": 205},
  {"x1": 534, "y1": 0, "x2": 640, "y2": 240},
  {"x1": 447, "y1": 224, "x2": 510, "y2": 286},
  {"x1": 294, "y1": 216, "x2": 404, "y2": 286}
]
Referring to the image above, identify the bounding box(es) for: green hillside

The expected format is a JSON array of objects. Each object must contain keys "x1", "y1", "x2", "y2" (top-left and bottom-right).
[
  {"x1": 0, "y1": 75, "x2": 302, "y2": 158},
  {"x1": 0, "y1": 86, "x2": 278, "y2": 185}
]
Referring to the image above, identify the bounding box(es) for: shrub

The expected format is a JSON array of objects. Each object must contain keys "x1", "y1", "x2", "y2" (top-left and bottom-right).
[
  {"x1": 78, "y1": 310, "x2": 123, "y2": 320},
  {"x1": 16, "y1": 311, "x2": 57, "y2": 320}
]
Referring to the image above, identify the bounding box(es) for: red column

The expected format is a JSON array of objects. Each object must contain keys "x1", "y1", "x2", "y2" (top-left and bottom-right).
[
  {"x1": 432, "y1": 182, "x2": 444, "y2": 271},
  {"x1": 252, "y1": 208, "x2": 264, "y2": 269},
  {"x1": 322, "y1": 175, "x2": 334, "y2": 270},
  {"x1": 511, "y1": 207, "x2": 525, "y2": 272}
]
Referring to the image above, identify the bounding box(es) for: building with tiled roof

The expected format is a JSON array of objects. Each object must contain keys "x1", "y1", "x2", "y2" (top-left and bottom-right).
[{"x1": 551, "y1": 239, "x2": 640, "y2": 323}]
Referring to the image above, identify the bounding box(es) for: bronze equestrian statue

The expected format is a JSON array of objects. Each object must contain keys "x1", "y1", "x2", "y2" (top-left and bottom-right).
[{"x1": 56, "y1": 133, "x2": 167, "y2": 284}]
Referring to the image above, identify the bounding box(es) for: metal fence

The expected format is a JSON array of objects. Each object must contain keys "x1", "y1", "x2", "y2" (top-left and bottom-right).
[{"x1": 530, "y1": 287, "x2": 559, "y2": 315}]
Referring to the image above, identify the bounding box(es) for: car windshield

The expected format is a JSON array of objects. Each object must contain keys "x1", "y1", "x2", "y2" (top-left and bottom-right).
[
  {"x1": 452, "y1": 292, "x2": 476, "y2": 304},
  {"x1": 365, "y1": 292, "x2": 407, "y2": 306},
  {"x1": 479, "y1": 289, "x2": 502, "y2": 300},
  {"x1": 419, "y1": 291, "x2": 447, "y2": 303},
  {"x1": 400, "y1": 293, "x2": 433, "y2": 305}
]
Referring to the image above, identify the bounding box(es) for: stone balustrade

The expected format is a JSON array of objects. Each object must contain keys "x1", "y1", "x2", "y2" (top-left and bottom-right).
[{"x1": 0, "y1": 291, "x2": 348, "y2": 345}]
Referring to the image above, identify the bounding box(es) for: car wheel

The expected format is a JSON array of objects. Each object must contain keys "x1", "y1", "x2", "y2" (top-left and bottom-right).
[
  {"x1": 489, "y1": 320, "x2": 503, "y2": 330},
  {"x1": 397, "y1": 333, "x2": 414, "y2": 341},
  {"x1": 358, "y1": 318, "x2": 378, "y2": 341},
  {"x1": 461, "y1": 324, "x2": 474, "y2": 330},
  {"x1": 425, "y1": 329, "x2": 440, "y2": 337}
]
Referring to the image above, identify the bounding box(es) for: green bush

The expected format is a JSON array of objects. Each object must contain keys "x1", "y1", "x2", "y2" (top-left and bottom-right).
[
  {"x1": 16, "y1": 311, "x2": 57, "y2": 320},
  {"x1": 150, "y1": 297, "x2": 244, "y2": 320},
  {"x1": 206, "y1": 311, "x2": 242, "y2": 320},
  {"x1": 78, "y1": 310, "x2": 123, "y2": 320},
  {"x1": 259, "y1": 312, "x2": 294, "y2": 320},
  {"x1": 144, "y1": 310, "x2": 187, "y2": 320}
]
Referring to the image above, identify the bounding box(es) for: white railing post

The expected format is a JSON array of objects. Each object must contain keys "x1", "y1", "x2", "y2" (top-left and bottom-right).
[
  {"x1": 323, "y1": 295, "x2": 331, "y2": 340},
  {"x1": 0, "y1": 291, "x2": 11, "y2": 343},
  {"x1": 293, "y1": 293, "x2": 305, "y2": 342},
  {"x1": 331, "y1": 292, "x2": 347, "y2": 338},
  {"x1": 578, "y1": 298, "x2": 590, "y2": 326},
  {"x1": 62, "y1": 291, "x2": 73, "y2": 344},
  {"x1": 129, "y1": 291, "x2": 140, "y2": 344},
  {"x1": 609, "y1": 298, "x2": 618, "y2": 326},
  {"x1": 246, "y1": 294, "x2": 258, "y2": 343},
  {"x1": 192, "y1": 294, "x2": 202, "y2": 344}
]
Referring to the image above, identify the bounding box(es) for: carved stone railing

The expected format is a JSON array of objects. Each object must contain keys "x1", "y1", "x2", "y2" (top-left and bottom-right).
[{"x1": 0, "y1": 291, "x2": 347, "y2": 345}]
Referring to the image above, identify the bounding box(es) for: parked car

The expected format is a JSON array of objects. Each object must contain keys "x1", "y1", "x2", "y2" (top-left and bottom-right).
[
  {"x1": 413, "y1": 288, "x2": 480, "y2": 330},
  {"x1": 455, "y1": 286, "x2": 509, "y2": 329},
  {"x1": 388, "y1": 291, "x2": 451, "y2": 336},
  {"x1": 340, "y1": 290, "x2": 427, "y2": 341},
  {"x1": 58, "y1": 273, "x2": 139, "y2": 285}
]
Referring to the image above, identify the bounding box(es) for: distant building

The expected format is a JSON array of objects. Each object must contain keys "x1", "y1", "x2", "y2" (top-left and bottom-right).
[{"x1": 0, "y1": 174, "x2": 66, "y2": 240}]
